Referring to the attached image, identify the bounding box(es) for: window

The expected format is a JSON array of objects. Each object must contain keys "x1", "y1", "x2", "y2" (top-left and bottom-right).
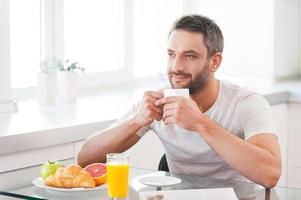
[
  {"x1": 10, "y1": 0, "x2": 40, "y2": 89},
  {"x1": 64, "y1": 0, "x2": 124, "y2": 73},
  {"x1": 8, "y1": 0, "x2": 300, "y2": 92},
  {"x1": 133, "y1": 0, "x2": 183, "y2": 77}
]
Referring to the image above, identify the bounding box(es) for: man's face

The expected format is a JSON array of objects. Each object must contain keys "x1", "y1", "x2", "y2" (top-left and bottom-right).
[{"x1": 167, "y1": 30, "x2": 211, "y2": 94}]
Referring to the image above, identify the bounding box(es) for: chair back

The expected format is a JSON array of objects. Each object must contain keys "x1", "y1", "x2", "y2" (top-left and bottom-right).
[{"x1": 158, "y1": 154, "x2": 169, "y2": 172}]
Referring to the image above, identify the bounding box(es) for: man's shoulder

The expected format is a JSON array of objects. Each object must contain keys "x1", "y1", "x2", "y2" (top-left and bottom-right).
[
  {"x1": 220, "y1": 80, "x2": 270, "y2": 115},
  {"x1": 220, "y1": 80, "x2": 270, "y2": 112},
  {"x1": 220, "y1": 80, "x2": 260, "y2": 101}
]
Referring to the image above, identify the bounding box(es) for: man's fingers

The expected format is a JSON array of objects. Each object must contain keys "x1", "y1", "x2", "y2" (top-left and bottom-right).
[
  {"x1": 155, "y1": 98, "x2": 166, "y2": 106},
  {"x1": 149, "y1": 105, "x2": 163, "y2": 115},
  {"x1": 155, "y1": 96, "x2": 178, "y2": 106},
  {"x1": 163, "y1": 116, "x2": 175, "y2": 124},
  {"x1": 145, "y1": 95, "x2": 163, "y2": 106},
  {"x1": 144, "y1": 91, "x2": 164, "y2": 99},
  {"x1": 144, "y1": 96, "x2": 164, "y2": 111},
  {"x1": 157, "y1": 89, "x2": 164, "y2": 94},
  {"x1": 163, "y1": 102, "x2": 177, "y2": 112},
  {"x1": 162, "y1": 109, "x2": 175, "y2": 121},
  {"x1": 147, "y1": 108, "x2": 162, "y2": 121},
  {"x1": 154, "y1": 113, "x2": 162, "y2": 121}
]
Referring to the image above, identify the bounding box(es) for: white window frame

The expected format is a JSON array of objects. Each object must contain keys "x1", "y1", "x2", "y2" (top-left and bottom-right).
[
  {"x1": 41, "y1": 0, "x2": 135, "y2": 88},
  {"x1": 0, "y1": 0, "x2": 17, "y2": 112},
  {"x1": 13, "y1": 0, "x2": 135, "y2": 100}
]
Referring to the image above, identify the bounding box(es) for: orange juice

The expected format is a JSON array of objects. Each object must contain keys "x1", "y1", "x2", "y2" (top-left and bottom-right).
[{"x1": 107, "y1": 162, "x2": 129, "y2": 198}]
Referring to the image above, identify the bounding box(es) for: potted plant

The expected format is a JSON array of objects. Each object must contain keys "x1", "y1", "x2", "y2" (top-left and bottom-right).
[{"x1": 56, "y1": 59, "x2": 85, "y2": 103}]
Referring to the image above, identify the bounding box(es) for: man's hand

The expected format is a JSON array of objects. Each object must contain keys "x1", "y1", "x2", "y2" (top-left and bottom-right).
[
  {"x1": 155, "y1": 96, "x2": 204, "y2": 131},
  {"x1": 134, "y1": 90, "x2": 164, "y2": 127}
]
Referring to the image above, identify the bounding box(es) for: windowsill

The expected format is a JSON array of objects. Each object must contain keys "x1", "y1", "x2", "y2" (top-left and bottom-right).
[
  {"x1": 0, "y1": 76, "x2": 167, "y2": 155},
  {"x1": 1, "y1": 76, "x2": 301, "y2": 156}
]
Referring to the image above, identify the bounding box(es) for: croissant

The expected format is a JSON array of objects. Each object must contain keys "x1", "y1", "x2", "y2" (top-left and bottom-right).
[{"x1": 45, "y1": 164, "x2": 96, "y2": 188}]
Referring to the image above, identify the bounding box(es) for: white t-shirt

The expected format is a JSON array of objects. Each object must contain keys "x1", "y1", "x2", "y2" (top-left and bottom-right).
[{"x1": 121, "y1": 80, "x2": 276, "y2": 182}]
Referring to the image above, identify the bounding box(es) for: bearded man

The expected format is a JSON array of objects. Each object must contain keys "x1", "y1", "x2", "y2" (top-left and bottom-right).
[{"x1": 78, "y1": 14, "x2": 281, "y2": 189}]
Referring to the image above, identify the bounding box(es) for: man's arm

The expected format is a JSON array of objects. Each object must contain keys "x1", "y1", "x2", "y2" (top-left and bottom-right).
[
  {"x1": 78, "y1": 91, "x2": 163, "y2": 167},
  {"x1": 156, "y1": 96, "x2": 281, "y2": 188},
  {"x1": 77, "y1": 115, "x2": 142, "y2": 167},
  {"x1": 197, "y1": 121, "x2": 281, "y2": 188}
]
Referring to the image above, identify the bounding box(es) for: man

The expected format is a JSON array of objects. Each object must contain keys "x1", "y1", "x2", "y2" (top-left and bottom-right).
[{"x1": 78, "y1": 15, "x2": 281, "y2": 188}]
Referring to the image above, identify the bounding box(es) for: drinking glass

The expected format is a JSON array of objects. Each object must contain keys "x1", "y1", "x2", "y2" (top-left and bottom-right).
[{"x1": 106, "y1": 153, "x2": 130, "y2": 200}]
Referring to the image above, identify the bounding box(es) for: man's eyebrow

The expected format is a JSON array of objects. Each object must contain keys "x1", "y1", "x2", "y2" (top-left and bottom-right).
[
  {"x1": 183, "y1": 49, "x2": 200, "y2": 55},
  {"x1": 167, "y1": 49, "x2": 200, "y2": 55}
]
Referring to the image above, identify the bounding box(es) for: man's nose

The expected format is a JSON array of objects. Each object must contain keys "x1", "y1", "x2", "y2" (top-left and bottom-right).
[{"x1": 171, "y1": 57, "x2": 185, "y2": 72}]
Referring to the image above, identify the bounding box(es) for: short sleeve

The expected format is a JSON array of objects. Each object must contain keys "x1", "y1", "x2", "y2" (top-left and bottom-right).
[
  {"x1": 239, "y1": 94, "x2": 277, "y2": 140},
  {"x1": 111, "y1": 101, "x2": 151, "y2": 137}
]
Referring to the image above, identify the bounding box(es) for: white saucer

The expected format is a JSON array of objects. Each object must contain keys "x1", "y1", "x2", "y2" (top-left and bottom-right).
[
  {"x1": 139, "y1": 176, "x2": 181, "y2": 187},
  {"x1": 32, "y1": 177, "x2": 106, "y2": 192}
]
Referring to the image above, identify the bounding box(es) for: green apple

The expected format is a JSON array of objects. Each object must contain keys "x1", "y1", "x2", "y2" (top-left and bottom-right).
[{"x1": 41, "y1": 161, "x2": 64, "y2": 180}]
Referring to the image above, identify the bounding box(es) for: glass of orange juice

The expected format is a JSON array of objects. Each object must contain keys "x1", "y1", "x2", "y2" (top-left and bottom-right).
[{"x1": 106, "y1": 153, "x2": 130, "y2": 200}]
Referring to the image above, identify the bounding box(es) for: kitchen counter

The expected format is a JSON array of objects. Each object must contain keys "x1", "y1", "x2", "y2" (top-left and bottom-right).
[{"x1": 0, "y1": 78, "x2": 301, "y2": 156}]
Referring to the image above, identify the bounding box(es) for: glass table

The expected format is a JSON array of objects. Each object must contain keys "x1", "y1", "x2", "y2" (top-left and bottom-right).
[{"x1": 1, "y1": 167, "x2": 300, "y2": 200}]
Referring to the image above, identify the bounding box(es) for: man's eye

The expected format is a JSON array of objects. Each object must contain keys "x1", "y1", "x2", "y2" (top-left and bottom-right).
[
  {"x1": 168, "y1": 52, "x2": 174, "y2": 58},
  {"x1": 185, "y1": 54, "x2": 196, "y2": 59}
]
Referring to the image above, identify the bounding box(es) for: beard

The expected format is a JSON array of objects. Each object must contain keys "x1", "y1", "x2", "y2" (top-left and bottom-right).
[{"x1": 168, "y1": 61, "x2": 210, "y2": 95}]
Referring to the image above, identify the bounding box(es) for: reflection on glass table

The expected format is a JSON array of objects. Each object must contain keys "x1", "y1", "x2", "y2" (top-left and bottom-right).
[{"x1": 1, "y1": 167, "x2": 301, "y2": 200}]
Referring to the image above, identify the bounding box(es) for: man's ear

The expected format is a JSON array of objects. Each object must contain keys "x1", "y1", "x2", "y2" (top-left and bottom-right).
[{"x1": 210, "y1": 52, "x2": 222, "y2": 72}]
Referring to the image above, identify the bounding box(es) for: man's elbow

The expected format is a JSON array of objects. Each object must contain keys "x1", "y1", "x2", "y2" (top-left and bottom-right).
[
  {"x1": 262, "y1": 167, "x2": 281, "y2": 188},
  {"x1": 77, "y1": 143, "x2": 106, "y2": 167},
  {"x1": 77, "y1": 143, "x2": 93, "y2": 168},
  {"x1": 77, "y1": 149, "x2": 87, "y2": 167}
]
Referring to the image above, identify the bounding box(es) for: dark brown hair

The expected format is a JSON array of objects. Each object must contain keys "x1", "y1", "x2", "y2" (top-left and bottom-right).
[{"x1": 170, "y1": 14, "x2": 224, "y2": 58}]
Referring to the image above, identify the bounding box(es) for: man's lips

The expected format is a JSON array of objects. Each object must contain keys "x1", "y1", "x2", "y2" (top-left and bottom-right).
[{"x1": 171, "y1": 74, "x2": 190, "y2": 82}]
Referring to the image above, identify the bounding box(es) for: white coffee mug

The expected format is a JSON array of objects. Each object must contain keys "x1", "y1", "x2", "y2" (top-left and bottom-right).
[
  {"x1": 162, "y1": 88, "x2": 189, "y2": 139},
  {"x1": 163, "y1": 88, "x2": 189, "y2": 98}
]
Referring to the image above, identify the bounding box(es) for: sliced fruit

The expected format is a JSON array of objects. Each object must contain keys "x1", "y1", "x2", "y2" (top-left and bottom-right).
[{"x1": 84, "y1": 163, "x2": 107, "y2": 186}]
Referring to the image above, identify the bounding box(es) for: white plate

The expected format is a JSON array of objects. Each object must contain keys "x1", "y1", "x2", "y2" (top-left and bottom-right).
[
  {"x1": 32, "y1": 177, "x2": 106, "y2": 192},
  {"x1": 139, "y1": 176, "x2": 181, "y2": 187}
]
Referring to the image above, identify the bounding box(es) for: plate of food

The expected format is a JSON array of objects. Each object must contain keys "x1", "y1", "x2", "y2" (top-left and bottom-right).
[
  {"x1": 33, "y1": 161, "x2": 107, "y2": 192},
  {"x1": 32, "y1": 177, "x2": 106, "y2": 192}
]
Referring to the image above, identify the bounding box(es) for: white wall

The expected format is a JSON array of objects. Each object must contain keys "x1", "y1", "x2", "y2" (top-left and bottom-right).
[
  {"x1": 287, "y1": 103, "x2": 301, "y2": 188},
  {"x1": 274, "y1": 0, "x2": 300, "y2": 79},
  {"x1": 298, "y1": 1, "x2": 301, "y2": 76}
]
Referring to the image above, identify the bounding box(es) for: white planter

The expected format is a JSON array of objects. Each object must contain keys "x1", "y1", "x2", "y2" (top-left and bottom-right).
[
  {"x1": 57, "y1": 71, "x2": 79, "y2": 103},
  {"x1": 37, "y1": 73, "x2": 57, "y2": 105}
]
